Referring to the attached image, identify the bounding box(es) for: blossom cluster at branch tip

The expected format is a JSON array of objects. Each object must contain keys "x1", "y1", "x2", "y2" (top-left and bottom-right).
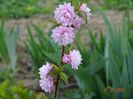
[
  {"x1": 62, "y1": 49, "x2": 82, "y2": 70},
  {"x1": 51, "y1": 2, "x2": 91, "y2": 46},
  {"x1": 51, "y1": 26, "x2": 75, "y2": 46},
  {"x1": 39, "y1": 62, "x2": 54, "y2": 93}
]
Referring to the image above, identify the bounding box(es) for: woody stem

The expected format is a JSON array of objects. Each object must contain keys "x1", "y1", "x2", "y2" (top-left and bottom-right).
[{"x1": 54, "y1": 46, "x2": 65, "y2": 99}]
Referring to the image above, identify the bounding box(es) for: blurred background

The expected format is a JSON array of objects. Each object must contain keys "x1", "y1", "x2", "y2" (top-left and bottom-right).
[{"x1": 0, "y1": 0, "x2": 133, "y2": 99}]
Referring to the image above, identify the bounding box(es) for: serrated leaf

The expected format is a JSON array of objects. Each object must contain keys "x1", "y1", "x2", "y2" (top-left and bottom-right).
[
  {"x1": 60, "y1": 72, "x2": 68, "y2": 84},
  {"x1": 51, "y1": 64, "x2": 60, "y2": 73}
]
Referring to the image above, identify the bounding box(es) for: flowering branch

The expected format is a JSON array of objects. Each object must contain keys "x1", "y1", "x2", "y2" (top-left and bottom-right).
[{"x1": 38, "y1": 2, "x2": 91, "y2": 98}]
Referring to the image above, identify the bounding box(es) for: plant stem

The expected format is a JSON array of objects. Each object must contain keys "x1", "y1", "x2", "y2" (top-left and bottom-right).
[
  {"x1": 75, "y1": 3, "x2": 83, "y2": 12},
  {"x1": 54, "y1": 46, "x2": 64, "y2": 99},
  {"x1": 54, "y1": 75, "x2": 60, "y2": 99},
  {"x1": 61, "y1": 46, "x2": 65, "y2": 64}
]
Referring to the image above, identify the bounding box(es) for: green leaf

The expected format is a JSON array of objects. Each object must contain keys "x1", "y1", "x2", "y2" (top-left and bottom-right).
[
  {"x1": 121, "y1": 56, "x2": 129, "y2": 87},
  {"x1": 76, "y1": 32, "x2": 90, "y2": 66},
  {"x1": 120, "y1": 17, "x2": 128, "y2": 55},
  {"x1": 0, "y1": 80, "x2": 8, "y2": 94},
  {"x1": 0, "y1": 21, "x2": 19, "y2": 69},
  {"x1": 51, "y1": 64, "x2": 60, "y2": 73},
  {"x1": 88, "y1": 29, "x2": 101, "y2": 53},
  {"x1": 5, "y1": 26, "x2": 19, "y2": 69},
  {"x1": 127, "y1": 43, "x2": 133, "y2": 83},
  {"x1": 85, "y1": 58, "x2": 105, "y2": 76},
  {"x1": 0, "y1": 21, "x2": 8, "y2": 62},
  {"x1": 43, "y1": 51, "x2": 60, "y2": 66},
  {"x1": 60, "y1": 72, "x2": 68, "y2": 84},
  {"x1": 95, "y1": 75, "x2": 105, "y2": 98},
  {"x1": 26, "y1": 24, "x2": 43, "y2": 68}
]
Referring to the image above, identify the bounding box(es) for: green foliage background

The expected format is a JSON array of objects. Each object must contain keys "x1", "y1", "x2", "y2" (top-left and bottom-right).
[{"x1": 0, "y1": 0, "x2": 133, "y2": 99}]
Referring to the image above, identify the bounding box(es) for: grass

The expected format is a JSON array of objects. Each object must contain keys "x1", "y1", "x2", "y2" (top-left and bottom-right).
[{"x1": 0, "y1": 0, "x2": 52, "y2": 18}]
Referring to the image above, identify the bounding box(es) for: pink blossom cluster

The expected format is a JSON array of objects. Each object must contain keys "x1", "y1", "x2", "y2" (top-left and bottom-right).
[
  {"x1": 39, "y1": 62, "x2": 54, "y2": 93},
  {"x1": 51, "y1": 2, "x2": 91, "y2": 46},
  {"x1": 51, "y1": 2, "x2": 90, "y2": 69},
  {"x1": 62, "y1": 49, "x2": 82, "y2": 70}
]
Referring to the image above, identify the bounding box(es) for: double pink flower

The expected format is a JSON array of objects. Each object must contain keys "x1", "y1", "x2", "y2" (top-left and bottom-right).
[
  {"x1": 62, "y1": 50, "x2": 82, "y2": 70},
  {"x1": 39, "y1": 62, "x2": 54, "y2": 93}
]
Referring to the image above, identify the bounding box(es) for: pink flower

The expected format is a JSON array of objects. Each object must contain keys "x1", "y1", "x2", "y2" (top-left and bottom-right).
[
  {"x1": 39, "y1": 76, "x2": 54, "y2": 93},
  {"x1": 72, "y1": 16, "x2": 83, "y2": 29},
  {"x1": 54, "y1": 3, "x2": 75, "y2": 26},
  {"x1": 79, "y1": 3, "x2": 91, "y2": 18},
  {"x1": 62, "y1": 54, "x2": 71, "y2": 64},
  {"x1": 62, "y1": 49, "x2": 82, "y2": 70},
  {"x1": 39, "y1": 62, "x2": 52, "y2": 79},
  {"x1": 39, "y1": 62, "x2": 54, "y2": 93},
  {"x1": 51, "y1": 26, "x2": 75, "y2": 46}
]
